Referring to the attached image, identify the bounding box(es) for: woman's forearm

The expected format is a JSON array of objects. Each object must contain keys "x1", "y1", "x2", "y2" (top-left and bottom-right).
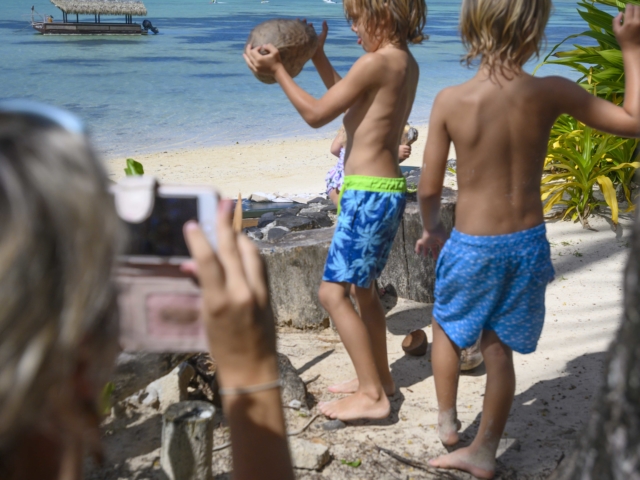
[{"x1": 220, "y1": 357, "x2": 293, "y2": 480}]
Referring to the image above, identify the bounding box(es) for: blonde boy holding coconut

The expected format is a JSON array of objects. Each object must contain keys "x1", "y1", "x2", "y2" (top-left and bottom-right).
[{"x1": 244, "y1": 0, "x2": 426, "y2": 421}]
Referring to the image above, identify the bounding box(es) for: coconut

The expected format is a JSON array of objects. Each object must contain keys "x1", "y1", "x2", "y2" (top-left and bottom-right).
[
  {"x1": 246, "y1": 19, "x2": 318, "y2": 84},
  {"x1": 460, "y1": 335, "x2": 484, "y2": 371},
  {"x1": 401, "y1": 329, "x2": 428, "y2": 357}
]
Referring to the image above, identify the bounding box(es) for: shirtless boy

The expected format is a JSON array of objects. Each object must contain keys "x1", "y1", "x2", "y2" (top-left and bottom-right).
[
  {"x1": 415, "y1": 1, "x2": 640, "y2": 477},
  {"x1": 244, "y1": 0, "x2": 426, "y2": 420}
]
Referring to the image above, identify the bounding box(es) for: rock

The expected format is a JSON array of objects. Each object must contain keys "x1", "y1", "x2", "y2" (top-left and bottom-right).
[
  {"x1": 278, "y1": 353, "x2": 308, "y2": 408},
  {"x1": 161, "y1": 401, "x2": 215, "y2": 480},
  {"x1": 321, "y1": 204, "x2": 338, "y2": 213},
  {"x1": 299, "y1": 211, "x2": 333, "y2": 228},
  {"x1": 307, "y1": 197, "x2": 325, "y2": 204},
  {"x1": 139, "y1": 386, "x2": 160, "y2": 409},
  {"x1": 274, "y1": 216, "x2": 316, "y2": 232},
  {"x1": 289, "y1": 438, "x2": 330, "y2": 470},
  {"x1": 145, "y1": 362, "x2": 196, "y2": 412},
  {"x1": 244, "y1": 226, "x2": 264, "y2": 241},
  {"x1": 403, "y1": 167, "x2": 420, "y2": 177},
  {"x1": 277, "y1": 207, "x2": 301, "y2": 217},
  {"x1": 258, "y1": 212, "x2": 277, "y2": 228},
  {"x1": 250, "y1": 192, "x2": 276, "y2": 203},
  {"x1": 111, "y1": 352, "x2": 194, "y2": 403},
  {"x1": 257, "y1": 228, "x2": 334, "y2": 328},
  {"x1": 401, "y1": 329, "x2": 428, "y2": 356},
  {"x1": 322, "y1": 419, "x2": 346, "y2": 431},
  {"x1": 378, "y1": 190, "x2": 457, "y2": 303},
  {"x1": 267, "y1": 227, "x2": 289, "y2": 242}
]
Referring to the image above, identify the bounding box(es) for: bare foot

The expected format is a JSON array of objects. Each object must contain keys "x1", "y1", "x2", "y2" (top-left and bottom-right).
[
  {"x1": 328, "y1": 378, "x2": 396, "y2": 396},
  {"x1": 319, "y1": 391, "x2": 390, "y2": 421},
  {"x1": 429, "y1": 446, "x2": 496, "y2": 479},
  {"x1": 438, "y1": 410, "x2": 461, "y2": 446}
]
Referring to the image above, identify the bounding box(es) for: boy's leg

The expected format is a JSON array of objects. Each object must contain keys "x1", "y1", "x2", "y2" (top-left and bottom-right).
[
  {"x1": 328, "y1": 283, "x2": 395, "y2": 395},
  {"x1": 318, "y1": 280, "x2": 390, "y2": 421},
  {"x1": 431, "y1": 319, "x2": 462, "y2": 446},
  {"x1": 429, "y1": 329, "x2": 515, "y2": 480}
]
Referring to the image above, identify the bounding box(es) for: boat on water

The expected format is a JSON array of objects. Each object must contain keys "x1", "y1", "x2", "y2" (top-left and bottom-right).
[{"x1": 30, "y1": 0, "x2": 158, "y2": 35}]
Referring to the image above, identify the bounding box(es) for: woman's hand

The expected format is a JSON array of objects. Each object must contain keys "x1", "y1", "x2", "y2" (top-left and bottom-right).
[
  {"x1": 244, "y1": 44, "x2": 284, "y2": 78},
  {"x1": 183, "y1": 200, "x2": 278, "y2": 388}
]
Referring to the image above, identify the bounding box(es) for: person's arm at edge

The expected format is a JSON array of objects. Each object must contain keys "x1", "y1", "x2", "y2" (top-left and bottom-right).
[
  {"x1": 330, "y1": 130, "x2": 345, "y2": 157},
  {"x1": 415, "y1": 92, "x2": 451, "y2": 256},
  {"x1": 552, "y1": 6, "x2": 640, "y2": 138}
]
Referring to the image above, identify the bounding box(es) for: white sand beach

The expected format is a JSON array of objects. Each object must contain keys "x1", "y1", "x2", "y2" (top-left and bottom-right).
[
  {"x1": 96, "y1": 134, "x2": 630, "y2": 479},
  {"x1": 105, "y1": 125, "x2": 459, "y2": 198}
]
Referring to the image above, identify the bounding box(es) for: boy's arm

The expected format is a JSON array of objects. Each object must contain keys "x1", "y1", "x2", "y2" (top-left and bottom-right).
[
  {"x1": 244, "y1": 45, "x2": 380, "y2": 128},
  {"x1": 311, "y1": 21, "x2": 342, "y2": 89},
  {"x1": 416, "y1": 92, "x2": 451, "y2": 258},
  {"x1": 552, "y1": 6, "x2": 640, "y2": 138}
]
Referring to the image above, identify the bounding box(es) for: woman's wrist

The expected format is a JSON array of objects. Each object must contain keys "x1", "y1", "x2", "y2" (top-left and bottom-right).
[{"x1": 216, "y1": 354, "x2": 280, "y2": 391}]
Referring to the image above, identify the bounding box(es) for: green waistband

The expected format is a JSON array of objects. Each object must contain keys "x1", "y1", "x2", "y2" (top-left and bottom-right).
[
  {"x1": 337, "y1": 175, "x2": 407, "y2": 215},
  {"x1": 342, "y1": 175, "x2": 407, "y2": 194}
]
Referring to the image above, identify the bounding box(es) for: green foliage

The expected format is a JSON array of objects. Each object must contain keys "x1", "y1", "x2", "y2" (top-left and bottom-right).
[
  {"x1": 341, "y1": 459, "x2": 362, "y2": 468},
  {"x1": 100, "y1": 382, "x2": 115, "y2": 415},
  {"x1": 536, "y1": 0, "x2": 639, "y2": 226},
  {"x1": 124, "y1": 158, "x2": 144, "y2": 176}
]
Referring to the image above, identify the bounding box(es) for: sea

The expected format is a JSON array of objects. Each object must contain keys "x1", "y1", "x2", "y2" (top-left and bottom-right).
[{"x1": 1, "y1": 0, "x2": 591, "y2": 159}]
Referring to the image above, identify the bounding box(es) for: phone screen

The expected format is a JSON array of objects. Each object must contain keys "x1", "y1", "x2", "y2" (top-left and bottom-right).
[{"x1": 125, "y1": 197, "x2": 198, "y2": 257}]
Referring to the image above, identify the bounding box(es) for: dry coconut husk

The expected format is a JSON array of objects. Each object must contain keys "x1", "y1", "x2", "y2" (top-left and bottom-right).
[
  {"x1": 460, "y1": 334, "x2": 484, "y2": 371},
  {"x1": 402, "y1": 330, "x2": 428, "y2": 357},
  {"x1": 246, "y1": 19, "x2": 318, "y2": 84}
]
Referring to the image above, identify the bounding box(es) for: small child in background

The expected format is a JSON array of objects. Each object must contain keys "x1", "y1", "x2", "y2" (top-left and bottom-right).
[
  {"x1": 326, "y1": 125, "x2": 413, "y2": 206},
  {"x1": 416, "y1": 1, "x2": 640, "y2": 478},
  {"x1": 245, "y1": 0, "x2": 426, "y2": 420}
]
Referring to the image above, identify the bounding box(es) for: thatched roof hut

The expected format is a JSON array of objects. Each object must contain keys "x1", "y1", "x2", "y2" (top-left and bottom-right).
[{"x1": 49, "y1": 0, "x2": 147, "y2": 16}]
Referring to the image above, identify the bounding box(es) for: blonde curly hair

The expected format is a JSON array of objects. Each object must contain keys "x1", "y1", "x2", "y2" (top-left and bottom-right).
[
  {"x1": 460, "y1": 0, "x2": 551, "y2": 73},
  {"x1": 343, "y1": 0, "x2": 428, "y2": 45}
]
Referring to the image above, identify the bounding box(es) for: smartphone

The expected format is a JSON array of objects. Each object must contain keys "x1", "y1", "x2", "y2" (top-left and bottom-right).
[
  {"x1": 122, "y1": 185, "x2": 218, "y2": 261},
  {"x1": 114, "y1": 183, "x2": 218, "y2": 352}
]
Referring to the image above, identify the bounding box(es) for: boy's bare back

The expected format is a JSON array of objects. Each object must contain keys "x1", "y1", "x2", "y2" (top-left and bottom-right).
[
  {"x1": 433, "y1": 72, "x2": 556, "y2": 236},
  {"x1": 343, "y1": 46, "x2": 419, "y2": 179}
]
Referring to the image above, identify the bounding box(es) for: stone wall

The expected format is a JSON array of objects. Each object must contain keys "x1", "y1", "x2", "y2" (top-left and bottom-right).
[{"x1": 258, "y1": 187, "x2": 457, "y2": 329}]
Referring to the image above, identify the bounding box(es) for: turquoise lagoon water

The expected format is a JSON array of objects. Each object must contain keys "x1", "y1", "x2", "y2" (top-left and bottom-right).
[{"x1": 1, "y1": 0, "x2": 588, "y2": 158}]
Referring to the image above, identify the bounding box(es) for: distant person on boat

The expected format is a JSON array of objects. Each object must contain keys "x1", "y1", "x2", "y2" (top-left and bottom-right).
[
  {"x1": 325, "y1": 124, "x2": 413, "y2": 206},
  {"x1": 245, "y1": 0, "x2": 427, "y2": 421}
]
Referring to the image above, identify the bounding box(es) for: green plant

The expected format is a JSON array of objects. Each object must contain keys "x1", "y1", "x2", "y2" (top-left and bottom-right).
[
  {"x1": 341, "y1": 459, "x2": 362, "y2": 468},
  {"x1": 124, "y1": 158, "x2": 144, "y2": 176},
  {"x1": 100, "y1": 382, "x2": 115, "y2": 415},
  {"x1": 541, "y1": 116, "x2": 639, "y2": 226},
  {"x1": 536, "y1": 0, "x2": 640, "y2": 226}
]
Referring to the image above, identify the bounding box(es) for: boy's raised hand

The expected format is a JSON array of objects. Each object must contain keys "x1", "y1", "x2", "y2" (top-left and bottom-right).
[
  {"x1": 614, "y1": 5, "x2": 640, "y2": 50},
  {"x1": 244, "y1": 44, "x2": 284, "y2": 77}
]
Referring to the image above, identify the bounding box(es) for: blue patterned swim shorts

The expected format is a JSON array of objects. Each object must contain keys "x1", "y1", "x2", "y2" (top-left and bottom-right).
[
  {"x1": 433, "y1": 223, "x2": 555, "y2": 354},
  {"x1": 322, "y1": 175, "x2": 407, "y2": 288}
]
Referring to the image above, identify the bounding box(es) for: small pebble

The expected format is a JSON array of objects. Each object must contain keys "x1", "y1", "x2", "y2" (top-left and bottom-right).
[{"x1": 322, "y1": 419, "x2": 346, "y2": 431}]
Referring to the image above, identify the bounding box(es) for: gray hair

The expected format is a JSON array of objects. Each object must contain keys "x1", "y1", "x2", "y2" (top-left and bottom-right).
[{"x1": 0, "y1": 113, "x2": 124, "y2": 450}]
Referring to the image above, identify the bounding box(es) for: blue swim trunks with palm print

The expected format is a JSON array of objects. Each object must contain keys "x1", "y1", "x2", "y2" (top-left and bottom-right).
[{"x1": 322, "y1": 175, "x2": 407, "y2": 288}]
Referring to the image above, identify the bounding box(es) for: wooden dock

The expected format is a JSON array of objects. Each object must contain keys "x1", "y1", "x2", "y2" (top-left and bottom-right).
[{"x1": 33, "y1": 22, "x2": 145, "y2": 35}]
